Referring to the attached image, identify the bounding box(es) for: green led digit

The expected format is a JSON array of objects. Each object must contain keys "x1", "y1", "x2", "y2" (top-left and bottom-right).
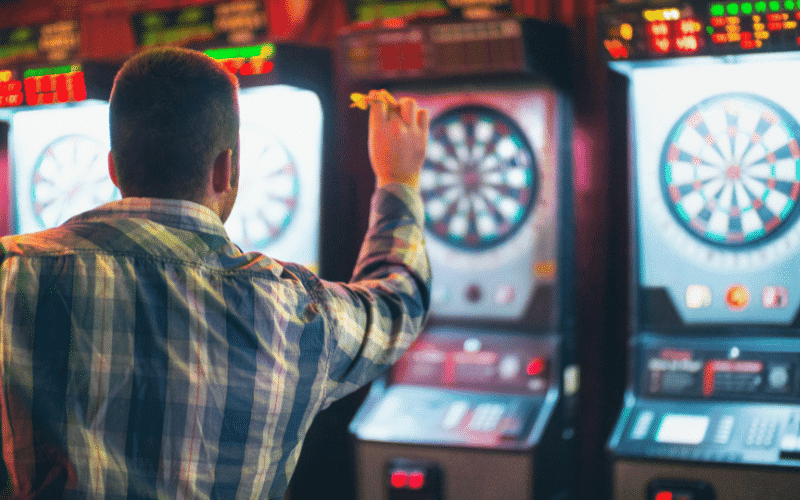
[
  {"x1": 727, "y1": 2, "x2": 740, "y2": 14},
  {"x1": 785, "y1": 0, "x2": 795, "y2": 9},
  {"x1": 742, "y1": 2, "x2": 753, "y2": 13},
  {"x1": 711, "y1": 3, "x2": 725, "y2": 15},
  {"x1": 770, "y1": 0, "x2": 780, "y2": 11},
  {"x1": 756, "y1": 0, "x2": 768, "y2": 11}
]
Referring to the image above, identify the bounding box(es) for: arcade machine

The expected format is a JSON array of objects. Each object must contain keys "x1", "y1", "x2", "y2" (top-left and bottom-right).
[
  {"x1": 0, "y1": 65, "x2": 16, "y2": 236},
  {"x1": 339, "y1": 2, "x2": 578, "y2": 499},
  {"x1": 1, "y1": 20, "x2": 121, "y2": 234},
  {"x1": 132, "y1": 0, "x2": 333, "y2": 272},
  {"x1": 600, "y1": 2, "x2": 800, "y2": 498}
]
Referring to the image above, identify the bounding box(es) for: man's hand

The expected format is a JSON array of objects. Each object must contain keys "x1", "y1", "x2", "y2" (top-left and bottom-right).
[{"x1": 366, "y1": 90, "x2": 429, "y2": 190}]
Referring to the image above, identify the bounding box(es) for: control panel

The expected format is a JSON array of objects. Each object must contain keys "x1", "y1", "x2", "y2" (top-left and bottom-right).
[
  {"x1": 613, "y1": 399, "x2": 800, "y2": 466},
  {"x1": 351, "y1": 328, "x2": 561, "y2": 450}
]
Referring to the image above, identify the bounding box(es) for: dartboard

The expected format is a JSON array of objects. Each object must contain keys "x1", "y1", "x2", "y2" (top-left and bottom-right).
[
  {"x1": 225, "y1": 124, "x2": 300, "y2": 250},
  {"x1": 421, "y1": 105, "x2": 537, "y2": 250},
  {"x1": 31, "y1": 134, "x2": 119, "y2": 229},
  {"x1": 661, "y1": 93, "x2": 800, "y2": 247}
]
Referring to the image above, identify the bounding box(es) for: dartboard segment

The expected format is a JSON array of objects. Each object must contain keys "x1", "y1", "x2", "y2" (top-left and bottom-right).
[
  {"x1": 225, "y1": 125, "x2": 300, "y2": 250},
  {"x1": 31, "y1": 134, "x2": 119, "y2": 229},
  {"x1": 661, "y1": 93, "x2": 800, "y2": 247},
  {"x1": 421, "y1": 105, "x2": 538, "y2": 250}
]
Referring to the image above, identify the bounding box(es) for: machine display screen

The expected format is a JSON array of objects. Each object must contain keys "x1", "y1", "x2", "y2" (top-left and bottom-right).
[
  {"x1": 10, "y1": 102, "x2": 118, "y2": 233},
  {"x1": 655, "y1": 414, "x2": 710, "y2": 444},
  {"x1": 225, "y1": 84, "x2": 322, "y2": 270},
  {"x1": 626, "y1": 57, "x2": 800, "y2": 325}
]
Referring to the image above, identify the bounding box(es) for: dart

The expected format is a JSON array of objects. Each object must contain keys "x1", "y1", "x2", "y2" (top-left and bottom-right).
[{"x1": 350, "y1": 90, "x2": 406, "y2": 122}]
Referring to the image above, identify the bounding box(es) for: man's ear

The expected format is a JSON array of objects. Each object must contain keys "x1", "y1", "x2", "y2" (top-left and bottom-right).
[
  {"x1": 108, "y1": 151, "x2": 119, "y2": 188},
  {"x1": 212, "y1": 149, "x2": 233, "y2": 194}
]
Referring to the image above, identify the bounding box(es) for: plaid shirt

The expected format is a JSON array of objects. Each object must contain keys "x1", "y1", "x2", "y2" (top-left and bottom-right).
[{"x1": 0, "y1": 184, "x2": 430, "y2": 500}]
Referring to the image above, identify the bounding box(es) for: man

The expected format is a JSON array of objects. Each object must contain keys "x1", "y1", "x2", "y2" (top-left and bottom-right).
[{"x1": 0, "y1": 46, "x2": 430, "y2": 499}]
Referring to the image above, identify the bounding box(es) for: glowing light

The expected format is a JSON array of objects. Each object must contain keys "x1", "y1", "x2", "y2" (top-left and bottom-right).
[
  {"x1": 725, "y1": 284, "x2": 750, "y2": 310},
  {"x1": 390, "y1": 471, "x2": 408, "y2": 489},
  {"x1": 711, "y1": 3, "x2": 726, "y2": 16},
  {"x1": 620, "y1": 23, "x2": 633, "y2": 40},
  {"x1": 756, "y1": 1, "x2": 768, "y2": 11},
  {"x1": 644, "y1": 8, "x2": 680, "y2": 21},
  {"x1": 686, "y1": 285, "x2": 712, "y2": 308},
  {"x1": 408, "y1": 472, "x2": 425, "y2": 490},
  {"x1": 727, "y1": 2, "x2": 740, "y2": 15},
  {"x1": 770, "y1": 0, "x2": 780, "y2": 10},
  {"x1": 526, "y1": 358, "x2": 546, "y2": 376},
  {"x1": 742, "y1": 2, "x2": 754, "y2": 14}
]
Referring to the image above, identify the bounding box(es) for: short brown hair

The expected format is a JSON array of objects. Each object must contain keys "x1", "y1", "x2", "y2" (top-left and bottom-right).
[{"x1": 109, "y1": 46, "x2": 239, "y2": 201}]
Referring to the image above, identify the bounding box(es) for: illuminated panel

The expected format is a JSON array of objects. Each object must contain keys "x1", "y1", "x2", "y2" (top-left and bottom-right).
[
  {"x1": 204, "y1": 43, "x2": 275, "y2": 76},
  {"x1": 655, "y1": 414, "x2": 710, "y2": 444},
  {"x1": 644, "y1": 9, "x2": 702, "y2": 56},
  {"x1": 0, "y1": 69, "x2": 23, "y2": 107},
  {"x1": 23, "y1": 64, "x2": 86, "y2": 105},
  {"x1": 225, "y1": 85, "x2": 322, "y2": 269},
  {"x1": 707, "y1": 1, "x2": 800, "y2": 51}
]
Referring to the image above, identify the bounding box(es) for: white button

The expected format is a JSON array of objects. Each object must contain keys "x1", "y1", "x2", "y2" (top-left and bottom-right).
[
  {"x1": 631, "y1": 411, "x2": 654, "y2": 440},
  {"x1": 441, "y1": 401, "x2": 469, "y2": 430},
  {"x1": 494, "y1": 285, "x2": 515, "y2": 305},
  {"x1": 498, "y1": 355, "x2": 521, "y2": 380}
]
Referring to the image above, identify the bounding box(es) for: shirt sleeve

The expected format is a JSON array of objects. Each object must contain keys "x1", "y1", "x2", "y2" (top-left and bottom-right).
[{"x1": 313, "y1": 182, "x2": 431, "y2": 405}]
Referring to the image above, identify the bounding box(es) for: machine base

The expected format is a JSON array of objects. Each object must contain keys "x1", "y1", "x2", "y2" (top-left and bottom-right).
[
  {"x1": 356, "y1": 440, "x2": 534, "y2": 500},
  {"x1": 614, "y1": 458, "x2": 800, "y2": 500}
]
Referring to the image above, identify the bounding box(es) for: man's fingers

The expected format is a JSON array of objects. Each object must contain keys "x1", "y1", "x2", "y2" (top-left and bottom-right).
[
  {"x1": 369, "y1": 96, "x2": 389, "y2": 123},
  {"x1": 417, "y1": 107, "x2": 430, "y2": 133},
  {"x1": 398, "y1": 97, "x2": 416, "y2": 126}
]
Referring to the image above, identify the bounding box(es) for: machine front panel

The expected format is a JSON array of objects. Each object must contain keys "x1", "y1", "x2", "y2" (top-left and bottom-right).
[
  {"x1": 400, "y1": 88, "x2": 563, "y2": 321},
  {"x1": 628, "y1": 57, "x2": 800, "y2": 325}
]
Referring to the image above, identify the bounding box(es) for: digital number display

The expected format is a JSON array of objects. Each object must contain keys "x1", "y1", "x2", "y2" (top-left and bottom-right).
[
  {"x1": 600, "y1": 1, "x2": 800, "y2": 60},
  {"x1": 0, "y1": 70, "x2": 23, "y2": 107},
  {"x1": 0, "y1": 65, "x2": 86, "y2": 108}
]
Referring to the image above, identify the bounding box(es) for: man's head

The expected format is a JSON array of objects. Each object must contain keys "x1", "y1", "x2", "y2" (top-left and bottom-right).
[{"x1": 109, "y1": 46, "x2": 240, "y2": 220}]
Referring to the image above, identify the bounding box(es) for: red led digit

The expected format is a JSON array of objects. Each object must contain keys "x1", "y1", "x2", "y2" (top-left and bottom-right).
[
  {"x1": 24, "y1": 77, "x2": 37, "y2": 105},
  {"x1": 655, "y1": 492, "x2": 673, "y2": 500},
  {"x1": 390, "y1": 470, "x2": 408, "y2": 489},
  {"x1": 40, "y1": 75, "x2": 52, "y2": 93},
  {"x1": 73, "y1": 72, "x2": 86, "y2": 101},
  {"x1": 56, "y1": 74, "x2": 68, "y2": 103},
  {"x1": 408, "y1": 471, "x2": 425, "y2": 489}
]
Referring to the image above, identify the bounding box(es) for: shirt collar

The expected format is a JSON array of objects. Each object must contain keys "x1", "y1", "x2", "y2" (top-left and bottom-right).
[{"x1": 66, "y1": 197, "x2": 229, "y2": 239}]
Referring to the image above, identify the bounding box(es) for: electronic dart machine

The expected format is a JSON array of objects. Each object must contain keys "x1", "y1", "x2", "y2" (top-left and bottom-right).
[
  {"x1": 339, "y1": 11, "x2": 577, "y2": 500},
  {"x1": 0, "y1": 20, "x2": 120, "y2": 234},
  {"x1": 599, "y1": 1, "x2": 800, "y2": 498},
  {"x1": 132, "y1": 1, "x2": 333, "y2": 272},
  {"x1": 6, "y1": 27, "x2": 120, "y2": 234}
]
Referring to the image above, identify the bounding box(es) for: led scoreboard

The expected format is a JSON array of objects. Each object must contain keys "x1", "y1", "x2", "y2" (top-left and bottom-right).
[
  {"x1": 600, "y1": 2, "x2": 800, "y2": 500},
  {"x1": 603, "y1": 1, "x2": 800, "y2": 59}
]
